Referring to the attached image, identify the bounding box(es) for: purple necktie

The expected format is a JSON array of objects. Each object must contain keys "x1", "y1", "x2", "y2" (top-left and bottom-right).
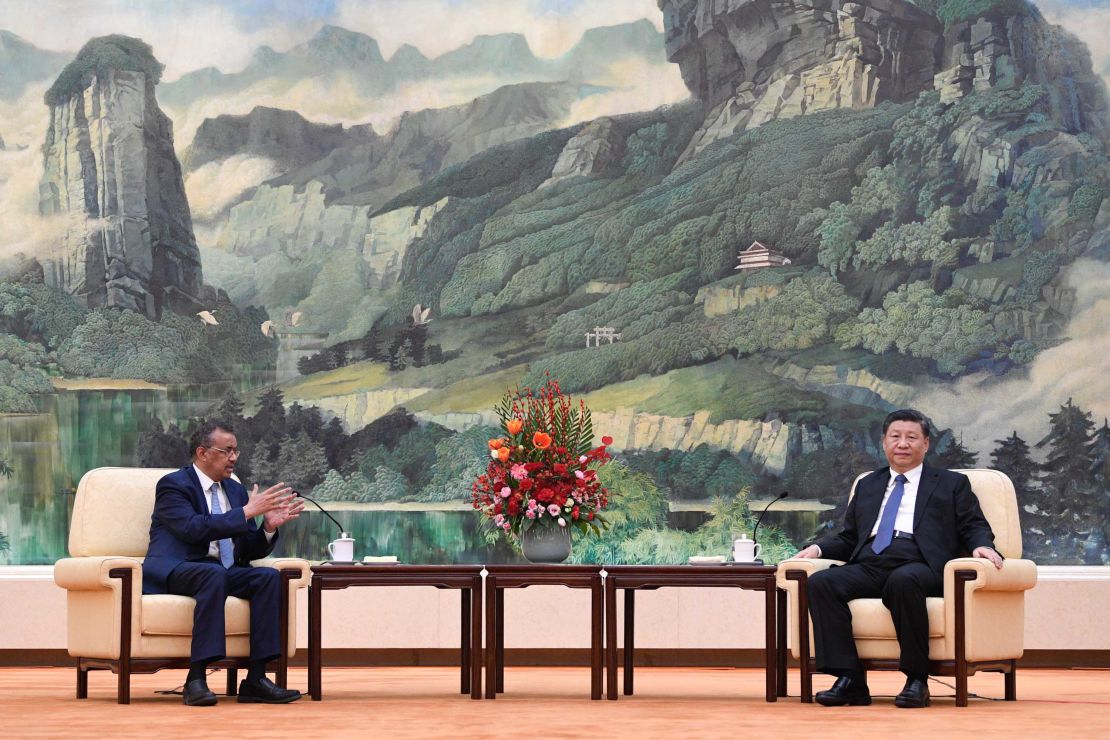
[{"x1": 872, "y1": 474, "x2": 908, "y2": 554}]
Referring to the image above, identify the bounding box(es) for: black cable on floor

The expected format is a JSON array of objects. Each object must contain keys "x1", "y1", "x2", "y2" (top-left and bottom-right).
[{"x1": 155, "y1": 666, "x2": 224, "y2": 696}]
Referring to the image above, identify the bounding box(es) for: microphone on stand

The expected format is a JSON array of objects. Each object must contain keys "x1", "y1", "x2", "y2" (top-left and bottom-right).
[
  {"x1": 751, "y1": 491, "x2": 789, "y2": 564},
  {"x1": 293, "y1": 490, "x2": 349, "y2": 538}
]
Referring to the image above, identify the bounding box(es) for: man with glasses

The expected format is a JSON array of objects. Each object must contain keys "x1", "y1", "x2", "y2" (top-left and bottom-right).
[{"x1": 143, "y1": 419, "x2": 305, "y2": 706}]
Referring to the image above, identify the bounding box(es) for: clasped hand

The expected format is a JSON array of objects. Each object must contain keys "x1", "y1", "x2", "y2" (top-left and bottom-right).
[{"x1": 242, "y1": 482, "x2": 304, "y2": 532}]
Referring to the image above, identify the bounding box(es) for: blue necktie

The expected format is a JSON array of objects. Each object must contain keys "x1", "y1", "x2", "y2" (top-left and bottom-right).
[
  {"x1": 209, "y1": 484, "x2": 235, "y2": 569},
  {"x1": 872, "y1": 474, "x2": 908, "y2": 554}
]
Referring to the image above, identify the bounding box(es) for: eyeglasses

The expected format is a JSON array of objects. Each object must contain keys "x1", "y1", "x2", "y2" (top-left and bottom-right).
[{"x1": 206, "y1": 446, "x2": 241, "y2": 459}]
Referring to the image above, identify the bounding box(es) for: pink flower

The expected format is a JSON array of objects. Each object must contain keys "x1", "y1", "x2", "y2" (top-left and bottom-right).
[
  {"x1": 574, "y1": 470, "x2": 585, "y2": 480},
  {"x1": 500, "y1": 486, "x2": 512, "y2": 498},
  {"x1": 526, "y1": 509, "x2": 536, "y2": 519},
  {"x1": 558, "y1": 517, "x2": 566, "y2": 527},
  {"x1": 494, "y1": 514, "x2": 505, "y2": 526},
  {"x1": 579, "y1": 455, "x2": 587, "y2": 463},
  {"x1": 547, "y1": 504, "x2": 560, "y2": 516},
  {"x1": 503, "y1": 522, "x2": 511, "y2": 531},
  {"x1": 527, "y1": 499, "x2": 538, "y2": 509},
  {"x1": 510, "y1": 463, "x2": 529, "y2": 481}
]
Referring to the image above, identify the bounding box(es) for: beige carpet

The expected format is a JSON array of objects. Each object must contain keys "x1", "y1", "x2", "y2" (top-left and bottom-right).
[{"x1": 2, "y1": 666, "x2": 1108, "y2": 738}]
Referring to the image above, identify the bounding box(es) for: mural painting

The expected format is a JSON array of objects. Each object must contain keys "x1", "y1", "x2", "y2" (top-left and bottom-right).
[{"x1": 0, "y1": 0, "x2": 1107, "y2": 566}]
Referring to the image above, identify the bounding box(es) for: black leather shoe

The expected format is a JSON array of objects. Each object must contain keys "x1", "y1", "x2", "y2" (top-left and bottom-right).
[
  {"x1": 182, "y1": 679, "x2": 217, "y2": 706},
  {"x1": 815, "y1": 676, "x2": 872, "y2": 706},
  {"x1": 237, "y1": 676, "x2": 302, "y2": 704},
  {"x1": 894, "y1": 677, "x2": 931, "y2": 708}
]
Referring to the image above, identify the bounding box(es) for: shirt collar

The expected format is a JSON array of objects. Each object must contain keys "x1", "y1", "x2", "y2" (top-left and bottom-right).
[
  {"x1": 891, "y1": 463, "x2": 923, "y2": 486},
  {"x1": 193, "y1": 464, "x2": 219, "y2": 494}
]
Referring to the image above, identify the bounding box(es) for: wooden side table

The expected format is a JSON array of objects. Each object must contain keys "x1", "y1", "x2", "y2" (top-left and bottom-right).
[
  {"x1": 308, "y1": 564, "x2": 484, "y2": 700},
  {"x1": 483, "y1": 564, "x2": 604, "y2": 700},
  {"x1": 603, "y1": 564, "x2": 783, "y2": 701}
]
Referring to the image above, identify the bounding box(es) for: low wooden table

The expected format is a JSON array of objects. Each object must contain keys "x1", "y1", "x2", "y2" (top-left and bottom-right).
[
  {"x1": 484, "y1": 564, "x2": 604, "y2": 700},
  {"x1": 603, "y1": 564, "x2": 784, "y2": 701},
  {"x1": 308, "y1": 564, "x2": 484, "y2": 700}
]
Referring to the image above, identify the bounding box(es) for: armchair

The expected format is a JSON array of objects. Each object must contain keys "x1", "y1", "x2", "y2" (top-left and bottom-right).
[
  {"x1": 53, "y1": 467, "x2": 311, "y2": 703},
  {"x1": 776, "y1": 468, "x2": 1036, "y2": 706}
]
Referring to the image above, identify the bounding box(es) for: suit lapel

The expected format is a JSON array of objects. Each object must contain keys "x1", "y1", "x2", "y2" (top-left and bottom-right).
[
  {"x1": 183, "y1": 466, "x2": 206, "y2": 512},
  {"x1": 856, "y1": 469, "x2": 890, "y2": 541},
  {"x1": 913, "y1": 466, "x2": 942, "y2": 529}
]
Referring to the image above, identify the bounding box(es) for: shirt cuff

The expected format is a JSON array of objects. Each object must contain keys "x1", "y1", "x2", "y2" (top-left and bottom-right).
[
  {"x1": 814, "y1": 544, "x2": 821, "y2": 557},
  {"x1": 264, "y1": 528, "x2": 276, "y2": 542}
]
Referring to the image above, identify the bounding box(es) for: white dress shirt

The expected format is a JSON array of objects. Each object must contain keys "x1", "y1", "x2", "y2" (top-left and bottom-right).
[
  {"x1": 811, "y1": 464, "x2": 924, "y2": 557},
  {"x1": 869, "y1": 463, "x2": 923, "y2": 537},
  {"x1": 193, "y1": 464, "x2": 274, "y2": 560}
]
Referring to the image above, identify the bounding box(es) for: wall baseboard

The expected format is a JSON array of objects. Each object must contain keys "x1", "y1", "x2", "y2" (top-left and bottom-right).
[{"x1": 5, "y1": 649, "x2": 1108, "y2": 669}]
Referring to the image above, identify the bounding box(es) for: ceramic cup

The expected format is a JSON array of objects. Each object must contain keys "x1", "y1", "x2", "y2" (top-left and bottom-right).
[
  {"x1": 732, "y1": 537, "x2": 762, "y2": 562},
  {"x1": 327, "y1": 533, "x2": 355, "y2": 562}
]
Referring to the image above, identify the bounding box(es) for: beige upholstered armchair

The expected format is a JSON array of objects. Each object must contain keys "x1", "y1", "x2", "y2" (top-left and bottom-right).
[
  {"x1": 776, "y1": 468, "x2": 1036, "y2": 706},
  {"x1": 53, "y1": 467, "x2": 311, "y2": 704}
]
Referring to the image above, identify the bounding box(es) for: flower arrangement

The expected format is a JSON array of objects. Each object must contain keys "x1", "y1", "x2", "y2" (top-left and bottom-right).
[{"x1": 471, "y1": 377, "x2": 613, "y2": 540}]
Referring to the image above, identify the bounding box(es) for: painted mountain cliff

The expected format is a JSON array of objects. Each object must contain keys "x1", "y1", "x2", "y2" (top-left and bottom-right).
[{"x1": 37, "y1": 35, "x2": 204, "y2": 318}]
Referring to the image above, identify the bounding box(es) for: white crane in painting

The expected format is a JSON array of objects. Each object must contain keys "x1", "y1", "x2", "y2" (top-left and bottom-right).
[
  {"x1": 290, "y1": 311, "x2": 304, "y2": 326},
  {"x1": 196, "y1": 310, "x2": 219, "y2": 326},
  {"x1": 412, "y1": 304, "x2": 432, "y2": 325},
  {"x1": 260, "y1": 320, "x2": 276, "y2": 337}
]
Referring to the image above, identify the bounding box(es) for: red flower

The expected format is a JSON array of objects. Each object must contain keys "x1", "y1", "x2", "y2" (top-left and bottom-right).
[
  {"x1": 519, "y1": 478, "x2": 534, "y2": 491},
  {"x1": 553, "y1": 463, "x2": 567, "y2": 475},
  {"x1": 533, "y1": 431, "x2": 553, "y2": 449},
  {"x1": 601, "y1": 436, "x2": 613, "y2": 445}
]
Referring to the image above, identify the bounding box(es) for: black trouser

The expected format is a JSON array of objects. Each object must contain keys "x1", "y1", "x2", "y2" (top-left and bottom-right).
[
  {"x1": 166, "y1": 559, "x2": 282, "y2": 664},
  {"x1": 807, "y1": 538, "x2": 941, "y2": 679}
]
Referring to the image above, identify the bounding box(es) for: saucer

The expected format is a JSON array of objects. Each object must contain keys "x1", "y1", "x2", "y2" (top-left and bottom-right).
[
  {"x1": 320, "y1": 560, "x2": 359, "y2": 565},
  {"x1": 688, "y1": 555, "x2": 727, "y2": 564}
]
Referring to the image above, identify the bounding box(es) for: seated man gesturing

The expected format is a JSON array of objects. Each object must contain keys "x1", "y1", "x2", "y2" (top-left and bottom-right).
[{"x1": 142, "y1": 419, "x2": 305, "y2": 706}]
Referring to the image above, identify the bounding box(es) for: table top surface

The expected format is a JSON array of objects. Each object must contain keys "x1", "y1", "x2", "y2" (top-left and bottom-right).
[
  {"x1": 310, "y1": 563, "x2": 485, "y2": 575},
  {"x1": 604, "y1": 564, "x2": 777, "y2": 574}
]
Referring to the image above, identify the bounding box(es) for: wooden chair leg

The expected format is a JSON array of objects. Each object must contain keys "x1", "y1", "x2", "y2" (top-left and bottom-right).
[
  {"x1": 117, "y1": 662, "x2": 130, "y2": 705},
  {"x1": 76, "y1": 663, "x2": 88, "y2": 699},
  {"x1": 954, "y1": 569, "x2": 975, "y2": 708},
  {"x1": 786, "y1": 570, "x2": 813, "y2": 703},
  {"x1": 111, "y1": 568, "x2": 133, "y2": 705},
  {"x1": 226, "y1": 668, "x2": 238, "y2": 696},
  {"x1": 1005, "y1": 661, "x2": 1017, "y2": 701}
]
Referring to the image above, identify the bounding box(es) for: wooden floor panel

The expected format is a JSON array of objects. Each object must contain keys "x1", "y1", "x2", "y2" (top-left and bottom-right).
[{"x1": 2, "y1": 667, "x2": 1108, "y2": 738}]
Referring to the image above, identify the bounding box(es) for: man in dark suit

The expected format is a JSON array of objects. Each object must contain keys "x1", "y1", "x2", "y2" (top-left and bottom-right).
[
  {"x1": 144, "y1": 419, "x2": 305, "y2": 706},
  {"x1": 794, "y1": 409, "x2": 1003, "y2": 708}
]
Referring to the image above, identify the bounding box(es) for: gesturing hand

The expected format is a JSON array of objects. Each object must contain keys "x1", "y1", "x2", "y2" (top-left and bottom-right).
[
  {"x1": 263, "y1": 495, "x2": 305, "y2": 533},
  {"x1": 973, "y1": 546, "x2": 1004, "y2": 569},
  {"x1": 243, "y1": 482, "x2": 294, "y2": 520}
]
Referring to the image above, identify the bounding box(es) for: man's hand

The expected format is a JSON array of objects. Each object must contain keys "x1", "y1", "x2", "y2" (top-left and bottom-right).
[
  {"x1": 262, "y1": 494, "x2": 305, "y2": 533},
  {"x1": 793, "y1": 544, "x2": 821, "y2": 559},
  {"x1": 243, "y1": 482, "x2": 294, "y2": 520},
  {"x1": 972, "y1": 546, "x2": 1003, "y2": 569}
]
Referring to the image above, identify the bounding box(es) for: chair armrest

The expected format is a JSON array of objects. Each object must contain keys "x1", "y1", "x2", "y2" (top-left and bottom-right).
[
  {"x1": 775, "y1": 558, "x2": 844, "y2": 589},
  {"x1": 251, "y1": 557, "x2": 312, "y2": 589},
  {"x1": 944, "y1": 557, "x2": 1037, "y2": 595},
  {"x1": 53, "y1": 557, "x2": 143, "y2": 591}
]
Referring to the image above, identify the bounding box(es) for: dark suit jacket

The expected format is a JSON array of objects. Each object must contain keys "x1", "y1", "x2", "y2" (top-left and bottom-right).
[
  {"x1": 814, "y1": 465, "x2": 997, "y2": 578},
  {"x1": 142, "y1": 466, "x2": 278, "y2": 595}
]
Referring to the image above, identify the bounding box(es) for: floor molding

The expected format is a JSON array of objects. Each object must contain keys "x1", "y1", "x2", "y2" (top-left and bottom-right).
[{"x1": 5, "y1": 648, "x2": 1108, "y2": 668}]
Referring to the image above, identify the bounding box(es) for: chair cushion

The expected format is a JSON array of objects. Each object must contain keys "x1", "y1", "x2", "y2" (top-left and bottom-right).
[
  {"x1": 849, "y1": 597, "x2": 945, "y2": 639},
  {"x1": 141, "y1": 595, "x2": 251, "y2": 636}
]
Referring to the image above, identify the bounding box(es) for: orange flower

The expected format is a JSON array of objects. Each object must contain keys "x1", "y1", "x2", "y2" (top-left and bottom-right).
[
  {"x1": 497, "y1": 446, "x2": 511, "y2": 463},
  {"x1": 532, "y1": 431, "x2": 552, "y2": 450},
  {"x1": 506, "y1": 418, "x2": 523, "y2": 436},
  {"x1": 488, "y1": 438, "x2": 504, "y2": 450}
]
